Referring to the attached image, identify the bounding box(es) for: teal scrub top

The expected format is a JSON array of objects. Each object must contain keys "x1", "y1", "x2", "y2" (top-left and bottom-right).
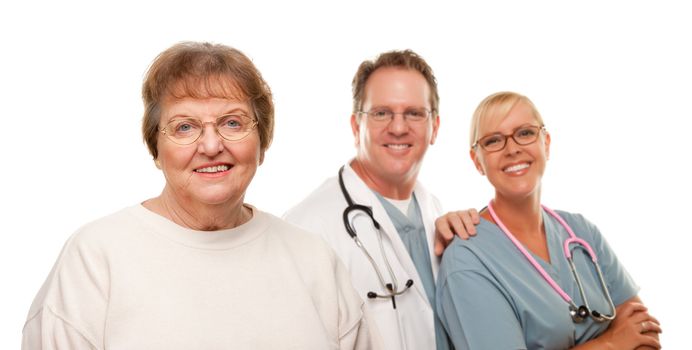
[
  {"x1": 436, "y1": 210, "x2": 639, "y2": 349},
  {"x1": 376, "y1": 193, "x2": 450, "y2": 350}
]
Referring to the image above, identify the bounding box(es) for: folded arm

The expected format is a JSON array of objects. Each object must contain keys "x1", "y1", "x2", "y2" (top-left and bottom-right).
[{"x1": 571, "y1": 296, "x2": 661, "y2": 350}]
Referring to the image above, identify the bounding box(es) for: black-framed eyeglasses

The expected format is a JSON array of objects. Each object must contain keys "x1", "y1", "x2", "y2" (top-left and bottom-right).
[
  {"x1": 473, "y1": 124, "x2": 545, "y2": 152},
  {"x1": 159, "y1": 114, "x2": 258, "y2": 145},
  {"x1": 357, "y1": 107, "x2": 433, "y2": 124}
]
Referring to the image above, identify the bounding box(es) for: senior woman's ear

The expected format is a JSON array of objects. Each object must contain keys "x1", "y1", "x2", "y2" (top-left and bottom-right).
[{"x1": 155, "y1": 158, "x2": 162, "y2": 169}]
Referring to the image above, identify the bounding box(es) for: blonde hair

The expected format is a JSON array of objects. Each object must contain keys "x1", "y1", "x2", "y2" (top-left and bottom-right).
[{"x1": 469, "y1": 91, "x2": 544, "y2": 148}]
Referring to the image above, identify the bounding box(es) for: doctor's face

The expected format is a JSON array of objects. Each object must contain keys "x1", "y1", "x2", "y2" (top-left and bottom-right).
[{"x1": 351, "y1": 67, "x2": 439, "y2": 187}]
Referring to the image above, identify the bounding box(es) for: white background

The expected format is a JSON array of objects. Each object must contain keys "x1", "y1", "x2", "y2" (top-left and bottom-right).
[{"x1": 1, "y1": 0, "x2": 688, "y2": 347}]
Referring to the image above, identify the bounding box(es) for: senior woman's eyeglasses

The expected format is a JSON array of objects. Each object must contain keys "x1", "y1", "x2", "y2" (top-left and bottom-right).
[
  {"x1": 472, "y1": 125, "x2": 545, "y2": 152},
  {"x1": 160, "y1": 114, "x2": 258, "y2": 145},
  {"x1": 357, "y1": 108, "x2": 433, "y2": 124}
]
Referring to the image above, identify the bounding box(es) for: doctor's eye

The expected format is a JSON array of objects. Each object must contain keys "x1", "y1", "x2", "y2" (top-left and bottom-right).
[
  {"x1": 368, "y1": 109, "x2": 393, "y2": 120},
  {"x1": 404, "y1": 108, "x2": 431, "y2": 121}
]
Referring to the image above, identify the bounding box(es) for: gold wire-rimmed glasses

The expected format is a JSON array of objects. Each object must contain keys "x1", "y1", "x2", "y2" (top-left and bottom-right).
[{"x1": 160, "y1": 114, "x2": 258, "y2": 145}]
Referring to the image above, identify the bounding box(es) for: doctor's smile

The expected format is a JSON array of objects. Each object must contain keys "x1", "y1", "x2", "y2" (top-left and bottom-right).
[{"x1": 384, "y1": 142, "x2": 413, "y2": 150}]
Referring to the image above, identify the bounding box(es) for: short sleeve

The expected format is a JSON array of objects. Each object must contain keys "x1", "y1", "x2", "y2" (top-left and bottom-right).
[
  {"x1": 574, "y1": 215, "x2": 639, "y2": 306},
  {"x1": 436, "y1": 249, "x2": 526, "y2": 350}
]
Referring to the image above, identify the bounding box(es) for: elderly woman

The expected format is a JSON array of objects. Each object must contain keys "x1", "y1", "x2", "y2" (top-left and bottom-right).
[
  {"x1": 22, "y1": 42, "x2": 380, "y2": 349},
  {"x1": 435, "y1": 92, "x2": 661, "y2": 349}
]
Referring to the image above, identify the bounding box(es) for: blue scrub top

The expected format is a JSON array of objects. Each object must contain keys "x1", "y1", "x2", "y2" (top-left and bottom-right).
[
  {"x1": 376, "y1": 193, "x2": 451, "y2": 350},
  {"x1": 436, "y1": 210, "x2": 639, "y2": 349}
]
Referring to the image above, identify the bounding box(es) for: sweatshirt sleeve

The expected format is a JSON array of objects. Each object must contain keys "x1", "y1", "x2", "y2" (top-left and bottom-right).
[
  {"x1": 333, "y1": 258, "x2": 384, "y2": 350},
  {"x1": 22, "y1": 307, "x2": 99, "y2": 350},
  {"x1": 22, "y1": 229, "x2": 109, "y2": 350}
]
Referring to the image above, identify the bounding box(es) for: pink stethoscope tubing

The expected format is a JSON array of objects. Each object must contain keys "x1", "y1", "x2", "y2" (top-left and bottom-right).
[{"x1": 487, "y1": 201, "x2": 616, "y2": 323}]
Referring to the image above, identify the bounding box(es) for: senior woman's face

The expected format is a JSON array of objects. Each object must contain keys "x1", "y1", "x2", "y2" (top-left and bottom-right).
[{"x1": 156, "y1": 97, "x2": 261, "y2": 207}]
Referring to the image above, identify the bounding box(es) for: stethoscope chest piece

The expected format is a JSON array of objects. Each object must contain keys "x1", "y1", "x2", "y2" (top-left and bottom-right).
[
  {"x1": 338, "y1": 166, "x2": 414, "y2": 309},
  {"x1": 570, "y1": 305, "x2": 590, "y2": 323}
]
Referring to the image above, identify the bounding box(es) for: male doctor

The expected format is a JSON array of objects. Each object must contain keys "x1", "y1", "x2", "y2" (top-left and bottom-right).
[{"x1": 284, "y1": 50, "x2": 478, "y2": 350}]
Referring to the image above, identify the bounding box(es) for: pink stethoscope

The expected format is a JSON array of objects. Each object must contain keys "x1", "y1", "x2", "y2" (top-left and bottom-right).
[{"x1": 487, "y1": 201, "x2": 617, "y2": 323}]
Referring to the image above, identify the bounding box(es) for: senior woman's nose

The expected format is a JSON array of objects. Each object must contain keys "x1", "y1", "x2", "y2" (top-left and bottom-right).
[{"x1": 197, "y1": 124, "x2": 225, "y2": 156}]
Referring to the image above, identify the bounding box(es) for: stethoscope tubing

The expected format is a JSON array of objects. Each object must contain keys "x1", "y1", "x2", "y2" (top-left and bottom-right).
[
  {"x1": 487, "y1": 202, "x2": 574, "y2": 304},
  {"x1": 338, "y1": 166, "x2": 413, "y2": 302},
  {"x1": 487, "y1": 200, "x2": 616, "y2": 323}
]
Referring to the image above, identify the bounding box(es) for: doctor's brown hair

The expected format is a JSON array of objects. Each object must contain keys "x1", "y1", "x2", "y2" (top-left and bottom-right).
[
  {"x1": 141, "y1": 41, "x2": 274, "y2": 160},
  {"x1": 351, "y1": 49, "x2": 440, "y2": 114}
]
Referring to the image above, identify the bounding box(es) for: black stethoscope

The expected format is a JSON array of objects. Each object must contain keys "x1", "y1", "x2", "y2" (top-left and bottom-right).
[{"x1": 338, "y1": 166, "x2": 414, "y2": 309}]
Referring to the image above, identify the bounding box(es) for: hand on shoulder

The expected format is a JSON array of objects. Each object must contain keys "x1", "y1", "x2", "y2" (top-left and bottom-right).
[{"x1": 434, "y1": 208, "x2": 480, "y2": 256}]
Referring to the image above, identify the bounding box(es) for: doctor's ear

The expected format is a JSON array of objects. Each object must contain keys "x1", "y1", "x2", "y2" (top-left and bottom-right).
[
  {"x1": 429, "y1": 115, "x2": 440, "y2": 145},
  {"x1": 350, "y1": 114, "x2": 361, "y2": 146}
]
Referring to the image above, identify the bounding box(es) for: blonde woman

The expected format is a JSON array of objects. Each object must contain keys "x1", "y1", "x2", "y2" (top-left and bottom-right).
[{"x1": 435, "y1": 92, "x2": 661, "y2": 349}]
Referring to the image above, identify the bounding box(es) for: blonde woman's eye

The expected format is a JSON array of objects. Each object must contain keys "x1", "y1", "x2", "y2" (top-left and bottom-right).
[
  {"x1": 516, "y1": 128, "x2": 537, "y2": 139},
  {"x1": 483, "y1": 135, "x2": 502, "y2": 146}
]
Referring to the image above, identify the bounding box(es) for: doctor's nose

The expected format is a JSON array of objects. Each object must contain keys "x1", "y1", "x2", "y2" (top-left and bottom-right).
[{"x1": 386, "y1": 114, "x2": 410, "y2": 135}]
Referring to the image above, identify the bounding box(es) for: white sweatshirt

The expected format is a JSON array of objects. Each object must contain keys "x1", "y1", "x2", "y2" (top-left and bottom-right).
[{"x1": 23, "y1": 205, "x2": 381, "y2": 349}]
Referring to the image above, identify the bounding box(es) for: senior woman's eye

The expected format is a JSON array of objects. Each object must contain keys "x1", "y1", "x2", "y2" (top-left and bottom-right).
[
  {"x1": 172, "y1": 119, "x2": 201, "y2": 135},
  {"x1": 218, "y1": 114, "x2": 248, "y2": 130}
]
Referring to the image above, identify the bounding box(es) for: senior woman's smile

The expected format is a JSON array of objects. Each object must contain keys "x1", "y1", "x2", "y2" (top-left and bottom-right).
[
  {"x1": 22, "y1": 41, "x2": 380, "y2": 349},
  {"x1": 193, "y1": 163, "x2": 231, "y2": 174},
  {"x1": 154, "y1": 97, "x2": 262, "y2": 218}
]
